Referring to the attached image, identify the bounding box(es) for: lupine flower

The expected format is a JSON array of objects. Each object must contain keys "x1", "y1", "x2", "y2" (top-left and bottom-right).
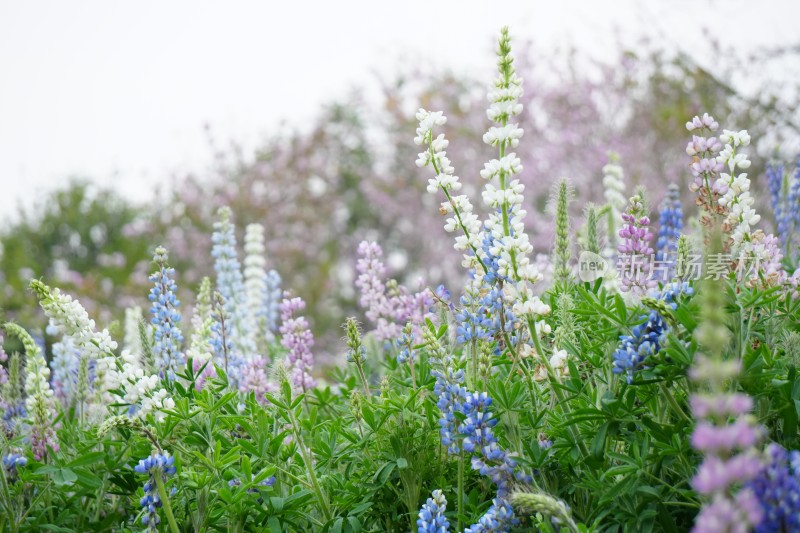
[
  {"x1": 261, "y1": 270, "x2": 282, "y2": 342},
  {"x1": 552, "y1": 179, "x2": 573, "y2": 284},
  {"x1": 212, "y1": 207, "x2": 251, "y2": 362},
  {"x1": 689, "y1": 236, "x2": 764, "y2": 533},
  {"x1": 686, "y1": 113, "x2": 724, "y2": 226},
  {"x1": 424, "y1": 325, "x2": 467, "y2": 455},
  {"x1": 122, "y1": 306, "x2": 144, "y2": 369},
  {"x1": 186, "y1": 277, "x2": 217, "y2": 389},
  {"x1": 456, "y1": 277, "x2": 496, "y2": 345},
  {"x1": 788, "y1": 158, "x2": 800, "y2": 259},
  {"x1": 279, "y1": 294, "x2": 316, "y2": 392},
  {"x1": 148, "y1": 247, "x2": 185, "y2": 379},
  {"x1": 766, "y1": 161, "x2": 789, "y2": 247},
  {"x1": 31, "y1": 280, "x2": 118, "y2": 422},
  {"x1": 49, "y1": 335, "x2": 79, "y2": 406},
  {"x1": 654, "y1": 184, "x2": 683, "y2": 281},
  {"x1": 480, "y1": 27, "x2": 541, "y2": 291},
  {"x1": 118, "y1": 363, "x2": 175, "y2": 422},
  {"x1": 210, "y1": 291, "x2": 242, "y2": 385},
  {"x1": 415, "y1": 109, "x2": 484, "y2": 271},
  {"x1": 134, "y1": 452, "x2": 177, "y2": 531},
  {"x1": 685, "y1": 114, "x2": 784, "y2": 288},
  {"x1": 417, "y1": 489, "x2": 450, "y2": 533},
  {"x1": 228, "y1": 474, "x2": 276, "y2": 503},
  {"x1": 243, "y1": 223, "x2": 268, "y2": 350},
  {"x1": 5, "y1": 323, "x2": 59, "y2": 461},
  {"x1": 395, "y1": 322, "x2": 416, "y2": 365},
  {"x1": 355, "y1": 240, "x2": 434, "y2": 342},
  {"x1": 584, "y1": 204, "x2": 601, "y2": 255},
  {"x1": 612, "y1": 282, "x2": 693, "y2": 382},
  {"x1": 510, "y1": 491, "x2": 578, "y2": 532},
  {"x1": 747, "y1": 444, "x2": 800, "y2": 532},
  {"x1": 0, "y1": 334, "x2": 7, "y2": 388},
  {"x1": 617, "y1": 194, "x2": 656, "y2": 296},
  {"x1": 238, "y1": 357, "x2": 273, "y2": 404},
  {"x1": 602, "y1": 152, "x2": 627, "y2": 261},
  {"x1": 423, "y1": 326, "x2": 520, "y2": 532},
  {"x1": 2, "y1": 453, "x2": 26, "y2": 482}
]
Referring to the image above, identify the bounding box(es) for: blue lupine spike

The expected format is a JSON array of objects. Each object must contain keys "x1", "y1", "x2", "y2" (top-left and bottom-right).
[
  {"x1": 612, "y1": 282, "x2": 693, "y2": 382},
  {"x1": 655, "y1": 184, "x2": 684, "y2": 281},
  {"x1": 148, "y1": 247, "x2": 184, "y2": 379}
]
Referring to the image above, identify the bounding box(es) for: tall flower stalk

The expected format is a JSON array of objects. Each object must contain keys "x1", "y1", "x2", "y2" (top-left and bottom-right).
[
  {"x1": 31, "y1": 280, "x2": 118, "y2": 423},
  {"x1": 689, "y1": 229, "x2": 764, "y2": 533},
  {"x1": 148, "y1": 247, "x2": 184, "y2": 379},
  {"x1": 4, "y1": 323, "x2": 59, "y2": 461},
  {"x1": 279, "y1": 294, "x2": 316, "y2": 393},
  {"x1": 212, "y1": 207, "x2": 250, "y2": 365},
  {"x1": 655, "y1": 184, "x2": 683, "y2": 282}
]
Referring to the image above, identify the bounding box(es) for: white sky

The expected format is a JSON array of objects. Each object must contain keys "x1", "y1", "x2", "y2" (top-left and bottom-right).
[{"x1": 1, "y1": 0, "x2": 798, "y2": 225}]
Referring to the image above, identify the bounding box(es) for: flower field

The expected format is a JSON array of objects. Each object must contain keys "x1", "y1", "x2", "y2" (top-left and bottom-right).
[{"x1": 3, "y1": 26, "x2": 800, "y2": 532}]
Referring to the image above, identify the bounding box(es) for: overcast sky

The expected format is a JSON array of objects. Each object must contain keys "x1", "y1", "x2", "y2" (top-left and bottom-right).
[{"x1": 1, "y1": 0, "x2": 798, "y2": 225}]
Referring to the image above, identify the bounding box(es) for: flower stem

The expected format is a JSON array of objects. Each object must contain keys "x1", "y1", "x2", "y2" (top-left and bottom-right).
[
  {"x1": 154, "y1": 474, "x2": 180, "y2": 533},
  {"x1": 287, "y1": 406, "x2": 333, "y2": 522}
]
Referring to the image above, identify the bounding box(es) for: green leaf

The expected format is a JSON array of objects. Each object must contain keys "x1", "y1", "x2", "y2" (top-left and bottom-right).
[
  {"x1": 347, "y1": 516, "x2": 363, "y2": 532},
  {"x1": 66, "y1": 451, "x2": 106, "y2": 468},
  {"x1": 50, "y1": 467, "x2": 78, "y2": 486},
  {"x1": 373, "y1": 462, "x2": 396, "y2": 485}
]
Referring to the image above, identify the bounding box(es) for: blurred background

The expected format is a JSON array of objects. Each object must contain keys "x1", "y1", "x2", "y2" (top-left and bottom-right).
[{"x1": 1, "y1": 0, "x2": 799, "y2": 356}]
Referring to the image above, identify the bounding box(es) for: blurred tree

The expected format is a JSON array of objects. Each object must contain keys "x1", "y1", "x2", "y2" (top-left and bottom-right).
[{"x1": 0, "y1": 181, "x2": 151, "y2": 327}]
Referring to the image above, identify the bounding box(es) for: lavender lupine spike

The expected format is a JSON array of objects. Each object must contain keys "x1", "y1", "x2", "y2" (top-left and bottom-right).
[
  {"x1": 243, "y1": 223, "x2": 267, "y2": 350},
  {"x1": 617, "y1": 194, "x2": 656, "y2": 296},
  {"x1": 238, "y1": 357, "x2": 273, "y2": 405},
  {"x1": 689, "y1": 230, "x2": 764, "y2": 533},
  {"x1": 212, "y1": 207, "x2": 252, "y2": 360},
  {"x1": 279, "y1": 294, "x2": 316, "y2": 392},
  {"x1": 5, "y1": 323, "x2": 59, "y2": 461},
  {"x1": 355, "y1": 241, "x2": 433, "y2": 342},
  {"x1": 148, "y1": 247, "x2": 185, "y2": 379},
  {"x1": 654, "y1": 184, "x2": 684, "y2": 282}
]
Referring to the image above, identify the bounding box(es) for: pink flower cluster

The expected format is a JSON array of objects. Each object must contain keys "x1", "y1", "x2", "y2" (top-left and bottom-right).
[
  {"x1": 279, "y1": 294, "x2": 316, "y2": 392},
  {"x1": 355, "y1": 241, "x2": 433, "y2": 342}
]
